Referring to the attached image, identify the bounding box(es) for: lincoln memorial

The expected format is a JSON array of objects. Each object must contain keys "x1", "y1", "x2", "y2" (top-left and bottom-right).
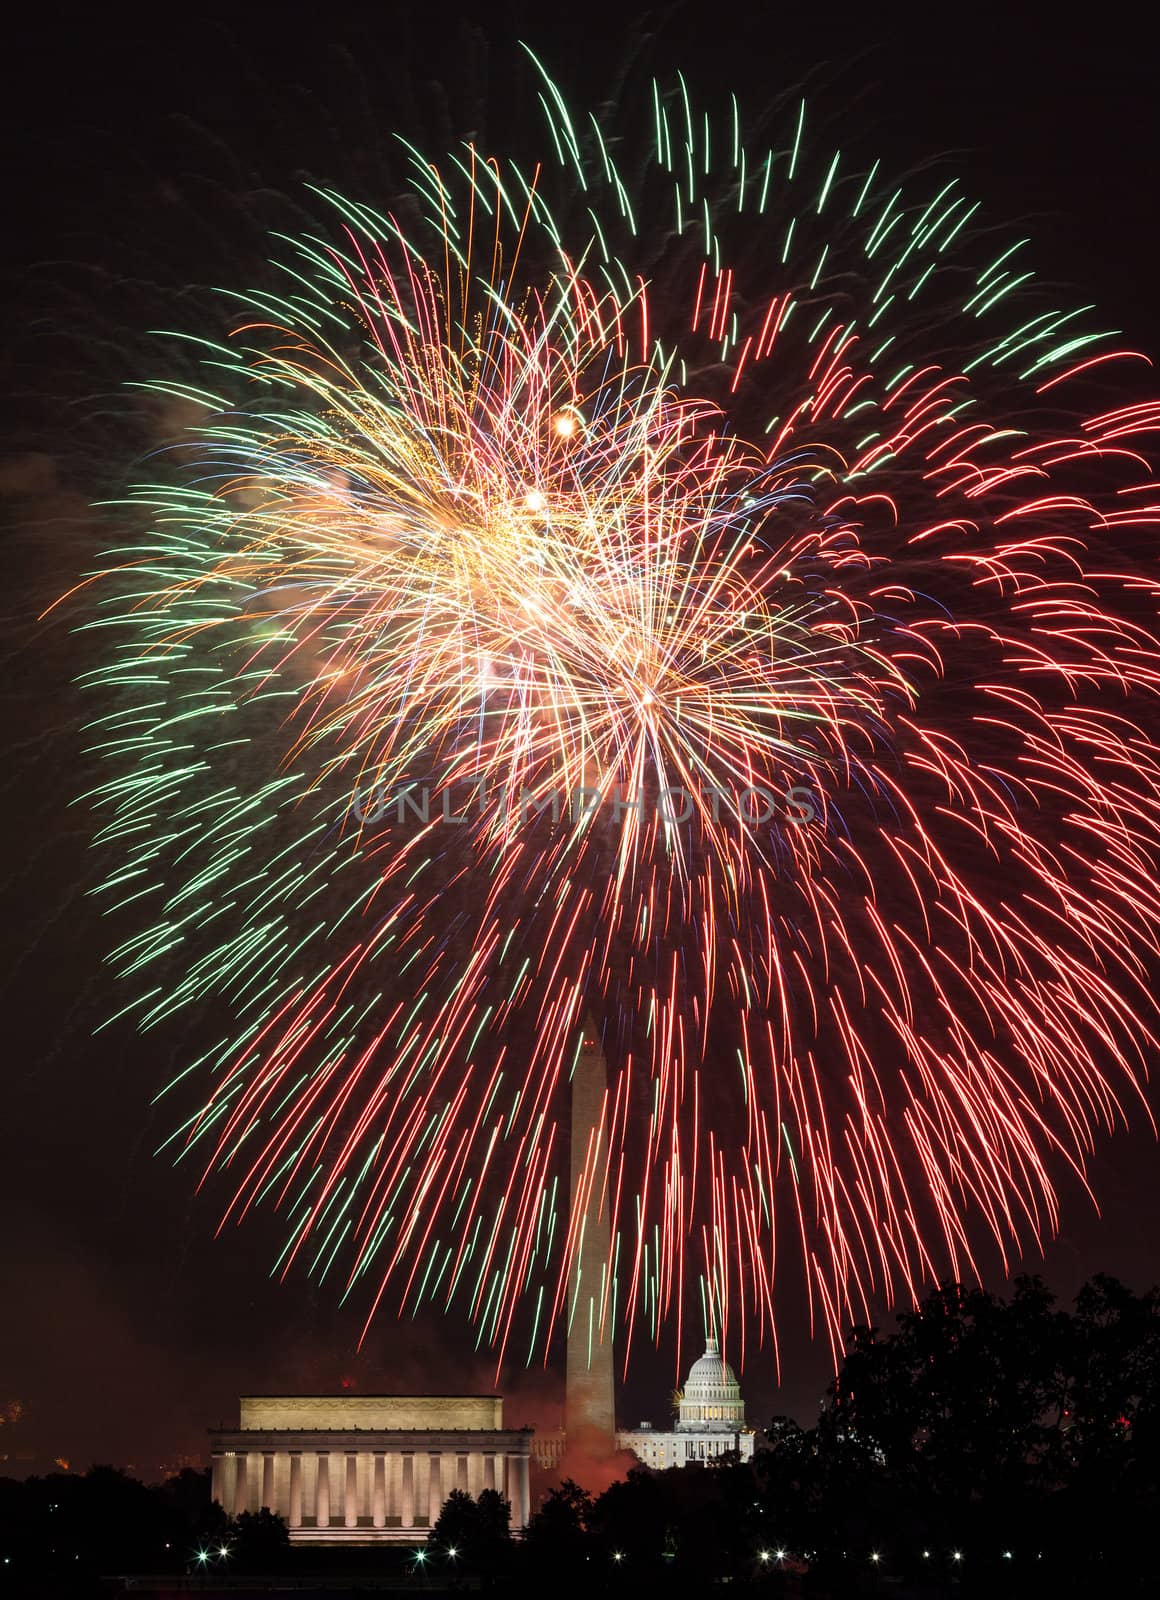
[{"x1": 209, "y1": 1394, "x2": 532, "y2": 1544}]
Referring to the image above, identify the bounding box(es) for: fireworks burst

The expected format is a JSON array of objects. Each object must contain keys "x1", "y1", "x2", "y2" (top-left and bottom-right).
[{"x1": 74, "y1": 54, "x2": 1160, "y2": 1372}]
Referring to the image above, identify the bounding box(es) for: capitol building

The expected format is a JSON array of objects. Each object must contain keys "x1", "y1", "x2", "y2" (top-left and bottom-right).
[{"x1": 618, "y1": 1337, "x2": 755, "y2": 1468}]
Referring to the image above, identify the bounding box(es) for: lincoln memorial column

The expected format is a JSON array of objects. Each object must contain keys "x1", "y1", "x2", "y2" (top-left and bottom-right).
[
  {"x1": 344, "y1": 1454, "x2": 358, "y2": 1528},
  {"x1": 261, "y1": 1453, "x2": 275, "y2": 1511},
  {"x1": 414, "y1": 1453, "x2": 429, "y2": 1528},
  {"x1": 303, "y1": 1454, "x2": 318, "y2": 1526},
  {"x1": 387, "y1": 1453, "x2": 403, "y2": 1528},
  {"x1": 401, "y1": 1453, "x2": 415, "y2": 1529},
  {"x1": 518, "y1": 1453, "x2": 530, "y2": 1530},
  {"x1": 289, "y1": 1454, "x2": 303, "y2": 1529},
  {"x1": 272, "y1": 1453, "x2": 291, "y2": 1520},
  {"x1": 334, "y1": 1451, "x2": 345, "y2": 1524},
  {"x1": 315, "y1": 1452, "x2": 330, "y2": 1528},
  {"x1": 427, "y1": 1453, "x2": 443, "y2": 1524},
  {"x1": 329, "y1": 1452, "x2": 343, "y2": 1527},
  {"x1": 214, "y1": 1453, "x2": 236, "y2": 1513},
  {"x1": 239, "y1": 1453, "x2": 257, "y2": 1516},
  {"x1": 493, "y1": 1451, "x2": 505, "y2": 1503},
  {"x1": 372, "y1": 1454, "x2": 386, "y2": 1529}
]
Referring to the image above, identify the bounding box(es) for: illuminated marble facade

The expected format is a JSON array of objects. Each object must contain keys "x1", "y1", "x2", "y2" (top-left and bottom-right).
[{"x1": 210, "y1": 1395, "x2": 532, "y2": 1544}]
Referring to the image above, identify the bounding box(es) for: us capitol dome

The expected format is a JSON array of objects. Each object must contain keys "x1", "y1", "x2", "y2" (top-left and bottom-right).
[{"x1": 617, "y1": 1337, "x2": 755, "y2": 1469}]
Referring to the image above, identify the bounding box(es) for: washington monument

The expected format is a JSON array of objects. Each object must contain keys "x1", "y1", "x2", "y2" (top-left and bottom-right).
[{"x1": 564, "y1": 1018, "x2": 616, "y2": 1460}]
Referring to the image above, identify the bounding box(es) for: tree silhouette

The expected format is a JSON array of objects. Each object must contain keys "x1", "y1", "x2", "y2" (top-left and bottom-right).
[
  {"x1": 229, "y1": 1506, "x2": 290, "y2": 1572},
  {"x1": 523, "y1": 1477, "x2": 592, "y2": 1570},
  {"x1": 429, "y1": 1484, "x2": 513, "y2": 1579},
  {"x1": 801, "y1": 1274, "x2": 1160, "y2": 1591}
]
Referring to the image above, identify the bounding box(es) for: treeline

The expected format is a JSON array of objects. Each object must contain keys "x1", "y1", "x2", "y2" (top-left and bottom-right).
[{"x1": 0, "y1": 1466, "x2": 285, "y2": 1586}]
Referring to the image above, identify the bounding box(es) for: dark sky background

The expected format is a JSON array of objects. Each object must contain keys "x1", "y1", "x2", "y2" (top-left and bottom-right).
[{"x1": 2, "y1": 2, "x2": 1159, "y2": 1479}]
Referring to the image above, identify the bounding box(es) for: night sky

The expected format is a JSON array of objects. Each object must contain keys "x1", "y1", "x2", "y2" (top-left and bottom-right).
[{"x1": 2, "y1": 3, "x2": 1159, "y2": 1479}]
